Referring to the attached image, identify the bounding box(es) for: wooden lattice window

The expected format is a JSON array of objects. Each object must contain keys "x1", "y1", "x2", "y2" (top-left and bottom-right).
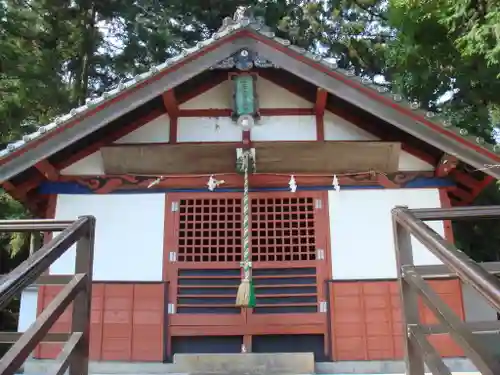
[
  {"x1": 250, "y1": 197, "x2": 316, "y2": 262},
  {"x1": 177, "y1": 198, "x2": 242, "y2": 262}
]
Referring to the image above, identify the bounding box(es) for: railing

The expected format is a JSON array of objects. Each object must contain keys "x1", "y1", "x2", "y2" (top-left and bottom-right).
[
  {"x1": 0, "y1": 216, "x2": 95, "y2": 375},
  {"x1": 392, "y1": 205, "x2": 500, "y2": 375}
]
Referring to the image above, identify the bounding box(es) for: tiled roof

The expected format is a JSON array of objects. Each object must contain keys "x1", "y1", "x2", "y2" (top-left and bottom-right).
[{"x1": 1, "y1": 9, "x2": 499, "y2": 160}]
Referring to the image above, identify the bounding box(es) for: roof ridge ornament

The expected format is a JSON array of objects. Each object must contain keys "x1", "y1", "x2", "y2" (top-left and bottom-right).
[{"x1": 217, "y1": 6, "x2": 270, "y2": 33}]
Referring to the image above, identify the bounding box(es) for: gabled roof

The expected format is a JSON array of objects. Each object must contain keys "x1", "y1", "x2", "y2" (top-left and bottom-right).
[{"x1": 1, "y1": 11, "x2": 499, "y2": 183}]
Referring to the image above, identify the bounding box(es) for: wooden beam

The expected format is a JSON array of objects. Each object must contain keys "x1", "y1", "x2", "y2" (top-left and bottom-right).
[
  {"x1": 439, "y1": 188, "x2": 455, "y2": 242},
  {"x1": 242, "y1": 130, "x2": 251, "y2": 148},
  {"x1": 472, "y1": 175, "x2": 494, "y2": 196},
  {"x1": 449, "y1": 170, "x2": 493, "y2": 205},
  {"x1": 162, "y1": 89, "x2": 180, "y2": 118},
  {"x1": 435, "y1": 154, "x2": 459, "y2": 177},
  {"x1": 448, "y1": 187, "x2": 474, "y2": 202},
  {"x1": 162, "y1": 89, "x2": 179, "y2": 144},
  {"x1": 178, "y1": 108, "x2": 314, "y2": 117},
  {"x1": 100, "y1": 141, "x2": 401, "y2": 175},
  {"x1": 2, "y1": 181, "x2": 26, "y2": 201},
  {"x1": 450, "y1": 170, "x2": 480, "y2": 189},
  {"x1": 315, "y1": 89, "x2": 328, "y2": 118},
  {"x1": 169, "y1": 117, "x2": 178, "y2": 145},
  {"x1": 35, "y1": 160, "x2": 59, "y2": 181},
  {"x1": 315, "y1": 89, "x2": 327, "y2": 141},
  {"x1": 1, "y1": 181, "x2": 40, "y2": 215}
]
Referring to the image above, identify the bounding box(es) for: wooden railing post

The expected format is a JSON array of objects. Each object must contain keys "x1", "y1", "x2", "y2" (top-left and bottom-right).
[
  {"x1": 392, "y1": 206, "x2": 425, "y2": 375},
  {"x1": 69, "y1": 216, "x2": 96, "y2": 375}
]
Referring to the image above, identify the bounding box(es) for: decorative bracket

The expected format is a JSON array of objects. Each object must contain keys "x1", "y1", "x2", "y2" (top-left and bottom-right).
[
  {"x1": 211, "y1": 49, "x2": 277, "y2": 70},
  {"x1": 435, "y1": 154, "x2": 459, "y2": 177}
]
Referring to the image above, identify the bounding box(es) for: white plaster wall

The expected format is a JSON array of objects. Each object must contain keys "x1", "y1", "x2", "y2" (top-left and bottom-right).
[
  {"x1": 60, "y1": 114, "x2": 170, "y2": 175},
  {"x1": 50, "y1": 194, "x2": 166, "y2": 281},
  {"x1": 177, "y1": 117, "x2": 242, "y2": 142},
  {"x1": 257, "y1": 79, "x2": 312, "y2": 109},
  {"x1": 179, "y1": 78, "x2": 312, "y2": 110},
  {"x1": 324, "y1": 112, "x2": 434, "y2": 172},
  {"x1": 328, "y1": 189, "x2": 445, "y2": 280},
  {"x1": 178, "y1": 115, "x2": 318, "y2": 142},
  {"x1": 251, "y1": 116, "x2": 316, "y2": 141},
  {"x1": 114, "y1": 114, "x2": 170, "y2": 144},
  {"x1": 17, "y1": 286, "x2": 39, "y2": 332},
  {"x1": 60, "y1": 151, "x2": 104, "y2": 175},
  {"x1": 180, "y1": 80, "x2": 232, "y2": 109}
]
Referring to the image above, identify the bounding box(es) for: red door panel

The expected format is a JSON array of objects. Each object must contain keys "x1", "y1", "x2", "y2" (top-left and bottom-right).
[{"x1": 163, "y1": 191, "x2": 331, "y2": 354}]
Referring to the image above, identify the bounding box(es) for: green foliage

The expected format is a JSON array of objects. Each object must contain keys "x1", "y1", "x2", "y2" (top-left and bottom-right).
[{"x1": 387, "y1": 0, "x2": 500, "y2": 142}]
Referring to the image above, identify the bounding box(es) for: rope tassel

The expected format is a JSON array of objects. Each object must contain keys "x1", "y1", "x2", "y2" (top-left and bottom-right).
[{"x1": 236, "y1": 150, "x2": 256, "y2": 308}]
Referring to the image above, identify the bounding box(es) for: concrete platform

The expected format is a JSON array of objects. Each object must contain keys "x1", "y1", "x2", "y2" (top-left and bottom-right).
[{"x1": 21, "y1": 356, "x2": 477, "y2": 375}]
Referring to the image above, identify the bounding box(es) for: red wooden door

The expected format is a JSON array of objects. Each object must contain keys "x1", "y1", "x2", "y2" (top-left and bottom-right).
[
  {"x1": 163, "y1": 191, "x2": 330, "y2": 355},
  {"x1": 245, "y1": 192, "x2": 329, "y2": 337}
]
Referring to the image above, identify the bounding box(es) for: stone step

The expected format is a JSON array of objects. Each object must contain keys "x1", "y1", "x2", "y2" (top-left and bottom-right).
[{"x1": 173, "y1": 353, "x2": 315, "y2": 375}]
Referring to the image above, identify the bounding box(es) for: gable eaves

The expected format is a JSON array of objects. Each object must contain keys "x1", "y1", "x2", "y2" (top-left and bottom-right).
[
  {"x1": 0, "y1": 28, "x2": 256, "y2": 182},
  {"x1": 237, "y1": 29, "x2": 500, "y2": 180},
  {"x1": 1, "y1": 12, "x2": 499, "y2": 183}
]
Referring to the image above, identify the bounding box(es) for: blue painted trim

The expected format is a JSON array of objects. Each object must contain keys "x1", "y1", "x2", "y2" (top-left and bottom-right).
[
  {"x1": 37, "y1": 178, "x2": 455, "y2": 195},
  {"x1": 404, "y1": 177, "x2": 453, "y2": 188}
]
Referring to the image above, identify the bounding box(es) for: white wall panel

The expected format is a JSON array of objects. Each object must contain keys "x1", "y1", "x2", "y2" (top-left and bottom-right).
[
  {"x1": 250, "y1": 116, "x2": 316, "y2": 141},
  {"x1": 177, "y1": 117, "x2": 242, "y2": 142},
  {"x1": 328, "y1": 189, "x2": 444, "y2": 279},
  {"x1": 51, "y1": 194, "x2": 166, "y2": 281}
]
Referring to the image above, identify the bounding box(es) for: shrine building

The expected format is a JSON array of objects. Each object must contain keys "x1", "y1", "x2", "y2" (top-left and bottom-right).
[{"x1": 1, "y1": 9, "x2": 500, "y2": 375}]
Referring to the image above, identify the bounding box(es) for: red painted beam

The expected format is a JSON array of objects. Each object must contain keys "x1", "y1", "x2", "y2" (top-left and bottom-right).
[
  {"x1": 315, "y1": 89, "x2": 327, "y2": 141},
  {"x1": 472, "y1": 175, "x2": 494, "y2": 196},
  {"x1": 178, "y1": 108, "x2": 314, "y2": 117},
  {"x1": 162, "y1": 89, "x2": 179, "y2": 144},
  {"x1": 448, "y1": 187, "x2": 474, "y2": 202},
  {"x1": 2, "y1": 181, "x2": 40, "y2": 214},
  {"x1": 450, "y1": 170, "x2": 480, "y2": 189},
  {"x1": 439, "y1": 188, "x2": 455, "y2": 241},
  {"x1": 315, "y1": 89, "x2": 328, "y2": 118},
  {"x1": 242, "y1": 130, "x2": 251, "y2": 148},
  {"x1": 162, "y1": 89, "x2": 180, "y2": 117},
  {"x1": 449, "y1": 171, "x2": 493, "y2": 205},
  {"x1": 35, "y1": 160, "x2": 59, "y2": 181}
]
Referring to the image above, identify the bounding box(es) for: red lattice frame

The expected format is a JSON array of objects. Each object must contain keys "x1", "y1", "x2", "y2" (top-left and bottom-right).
[{"x1": 163, "y1": 191, "x2": 331, "y2": 356}]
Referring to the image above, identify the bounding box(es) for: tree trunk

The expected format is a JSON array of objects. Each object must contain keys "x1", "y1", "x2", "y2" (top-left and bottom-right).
[{"x1": 72, "y1": 0, "x2": 97, "y2": 106}]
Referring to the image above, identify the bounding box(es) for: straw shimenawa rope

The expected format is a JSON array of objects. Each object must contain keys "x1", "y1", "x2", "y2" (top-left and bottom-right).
[{"x1": 235, "y1": 150, "x2": 256, "y2": 307}]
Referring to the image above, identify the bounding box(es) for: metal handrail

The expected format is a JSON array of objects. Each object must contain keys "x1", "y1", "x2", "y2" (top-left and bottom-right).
[
  {"x1": 0, "y1": 216, "x2": 95, "y2": 375},
  {"x1": 392, "y1": 205, "x2": 500, "y2": 375}
]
